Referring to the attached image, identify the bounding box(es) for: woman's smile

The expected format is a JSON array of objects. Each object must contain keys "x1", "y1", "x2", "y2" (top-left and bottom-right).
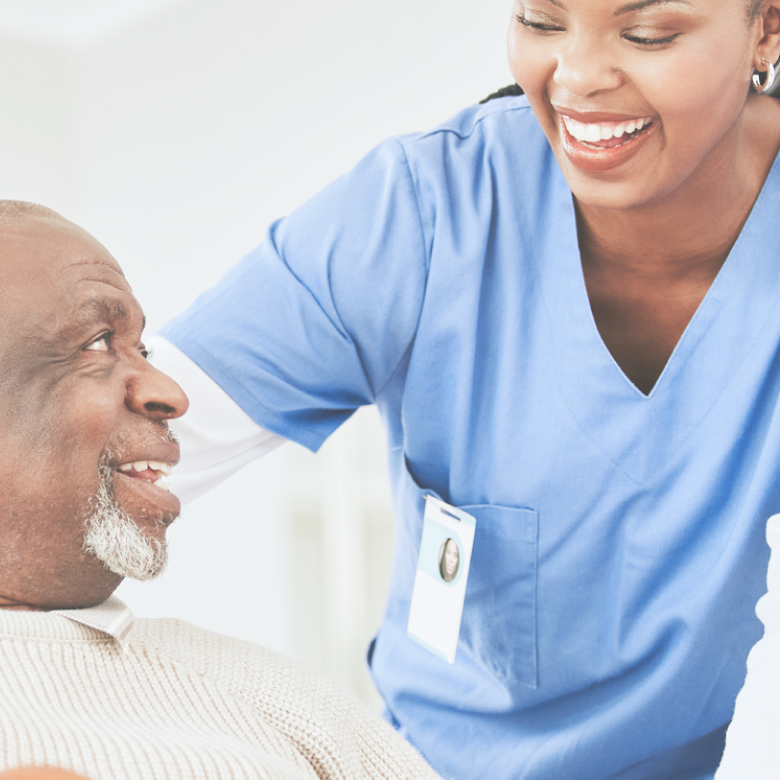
[
  {"x1": 557, "y1": 109, "x2": 659, "y2": 172},
  {"x1": 508, "y1": 0, "x2": 763, "y2": 209},
  {"x1": 561, "y1": 114, "x2": 653, "y2": 146}
]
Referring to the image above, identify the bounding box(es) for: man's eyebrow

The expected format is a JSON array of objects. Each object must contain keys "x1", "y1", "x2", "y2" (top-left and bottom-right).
[
  {"x1": 615, "y1": 0, "x2": 690, "y2": 14},
  {"x1": 81, "y1": 300, "x2": 146, "y2": 332},
  {"x1": 50, "y1": 297, "x2": 137, "y2": 344},
  {"x1": 79, "y1": 298, "x2": 131, "y2": 324}
]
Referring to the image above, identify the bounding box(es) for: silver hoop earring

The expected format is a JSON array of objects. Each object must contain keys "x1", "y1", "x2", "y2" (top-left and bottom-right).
[{"x1": 752, "y1": 57, "x2": 777, "y2": 94}]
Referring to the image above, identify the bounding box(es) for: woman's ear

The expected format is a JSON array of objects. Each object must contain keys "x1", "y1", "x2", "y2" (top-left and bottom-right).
[{"x1": 755, "y1": 2, "x2": 780, "y2": 72}]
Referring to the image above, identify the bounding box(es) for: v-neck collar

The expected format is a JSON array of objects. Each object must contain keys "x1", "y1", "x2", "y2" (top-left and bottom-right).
[{"x1": 540, "y1": 149, "x2": 780, "y2": 486}]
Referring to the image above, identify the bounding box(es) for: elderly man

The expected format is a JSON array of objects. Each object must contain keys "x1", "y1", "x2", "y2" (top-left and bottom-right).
[{"x1": 0, "y1": 201, "x2": 439, "y2": 780}]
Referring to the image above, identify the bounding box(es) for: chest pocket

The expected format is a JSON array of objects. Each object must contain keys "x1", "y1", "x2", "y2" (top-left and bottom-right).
[
  {"x1": 459, "y1": 503, "x2": 539, "y2": 690},
  {"x1": 398, "y1": 458, "x2": 539, "y2": 691}
]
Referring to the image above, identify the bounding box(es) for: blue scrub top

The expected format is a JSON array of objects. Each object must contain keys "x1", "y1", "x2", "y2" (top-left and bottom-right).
[{"x1": 162, "y1": 96, "x2": 780, "y2": 780}]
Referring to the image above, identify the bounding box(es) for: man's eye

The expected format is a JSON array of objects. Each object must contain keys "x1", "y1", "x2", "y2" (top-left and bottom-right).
[{"x1": 84, "y1": 334, "x2": 111, "y2": 352}]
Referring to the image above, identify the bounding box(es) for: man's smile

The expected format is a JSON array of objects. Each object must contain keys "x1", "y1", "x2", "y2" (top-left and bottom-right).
[
  {"x1": 116, "y1": 460, "x2": 172, "y2": 491},
  {"x1": 109, "y1": 441, "x2": 181, "y2": 521}
]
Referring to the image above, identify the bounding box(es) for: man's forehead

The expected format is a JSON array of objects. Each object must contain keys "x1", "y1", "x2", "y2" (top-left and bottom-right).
[
  {"x1": 0, "y1": 215, "x2": 142, "y2": 345},
  {"x1": 41, "y1": 263, "x2": 145, "y2": 347},
  {"x1": 0, "y1": 212, "x2": 126, "y2": 281},
  {"x1": 62, "y1": 259, "x2": 132, "y2": 296}
]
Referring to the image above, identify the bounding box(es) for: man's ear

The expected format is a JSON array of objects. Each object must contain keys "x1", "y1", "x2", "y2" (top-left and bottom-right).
[{"x1": 755, "y1": 2, "x2": 780, "y2": 72}]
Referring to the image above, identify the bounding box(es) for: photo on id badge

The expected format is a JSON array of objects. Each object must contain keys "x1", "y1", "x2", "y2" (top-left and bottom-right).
[
  {"x1": 407, "y1": 495, "x2": 475, "y2": 663},
  {"x1": 439, "y1": 537, "x2": 461, "y2": 584}
]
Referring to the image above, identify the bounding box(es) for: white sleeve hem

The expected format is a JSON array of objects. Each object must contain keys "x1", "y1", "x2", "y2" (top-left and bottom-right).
[{"x1": 147, "y1": 335, "x2": 287, "y2": 504}]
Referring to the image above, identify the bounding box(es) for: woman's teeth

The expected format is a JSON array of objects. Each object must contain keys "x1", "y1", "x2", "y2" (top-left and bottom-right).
[{"x1": 563, "y1": 115, "x2": 652, "y2": 144}]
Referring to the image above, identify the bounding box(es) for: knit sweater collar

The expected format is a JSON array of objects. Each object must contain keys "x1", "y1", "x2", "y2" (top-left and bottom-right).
[{"x1": 0, "y1": 595, "x2": 134, "y2": 648}]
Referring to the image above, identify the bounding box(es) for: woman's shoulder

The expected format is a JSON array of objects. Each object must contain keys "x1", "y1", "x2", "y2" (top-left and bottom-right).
[
  {"x1": 391, "y1": 91, "x2": 555, "y2": 200},
  {"x1": 398, "y1": 91, "x2": 543, "y2": 152}
]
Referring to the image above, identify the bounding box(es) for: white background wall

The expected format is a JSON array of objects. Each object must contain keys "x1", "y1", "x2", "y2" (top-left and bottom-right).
[{"x1": 0, "y1": 0, "x2": 512, "y2": 705}]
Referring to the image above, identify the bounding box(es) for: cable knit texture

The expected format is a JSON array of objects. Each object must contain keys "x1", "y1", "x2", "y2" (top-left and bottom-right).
[{"x1": 0, "y1": 612, "x2": 442, "y2": 780}]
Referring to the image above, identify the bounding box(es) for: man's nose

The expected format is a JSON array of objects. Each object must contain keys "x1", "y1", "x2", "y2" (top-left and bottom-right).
[{"x1": 125, "y1": 361, "x2": 189, "y2": 420}]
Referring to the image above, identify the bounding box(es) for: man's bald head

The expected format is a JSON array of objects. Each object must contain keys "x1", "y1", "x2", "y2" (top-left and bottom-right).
[
  {"x1": 0, "y1": 199, "x2": 61, "y2": 225},
  {"x1": 0, "y1": 204, "x2": 187, "y2": 610}
]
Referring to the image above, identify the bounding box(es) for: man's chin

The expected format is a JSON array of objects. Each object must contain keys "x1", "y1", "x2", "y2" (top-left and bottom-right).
[
  {"x1": 83, "y1": 461, "x2": 172, "y2": 581},
  {"x1": 83, "y1": 515, "x2": 169, "y2": 581}
]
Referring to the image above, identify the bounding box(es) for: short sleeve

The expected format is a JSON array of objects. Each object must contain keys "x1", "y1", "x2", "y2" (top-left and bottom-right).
[{"x1": 160, "y1": 139, "x2": 428, "y2": 451}]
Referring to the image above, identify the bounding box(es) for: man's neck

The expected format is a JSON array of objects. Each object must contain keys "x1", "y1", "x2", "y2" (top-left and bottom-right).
[
  {"x1": 0, "y1": 570, "x2": 123, "y2": 612},
  {"x1": 0, "y1": 595, "x2": 48, "y2": 611},
  {"x1": 0, "y1": 539, "x2": 124, "y2": 611}
]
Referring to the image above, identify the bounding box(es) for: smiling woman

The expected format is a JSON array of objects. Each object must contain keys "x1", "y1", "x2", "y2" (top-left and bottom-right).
[
  {"x1": 506, "y1": 0, "x2": 780, "y2": 396},
  {"x1": 147, "y1": 1, "x2": 780, "y2": 779}
]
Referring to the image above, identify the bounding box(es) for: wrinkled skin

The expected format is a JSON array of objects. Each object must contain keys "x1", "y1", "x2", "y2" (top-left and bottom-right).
[{"x1": 0, "y1": 212, "x2": 188, "y2": 610}]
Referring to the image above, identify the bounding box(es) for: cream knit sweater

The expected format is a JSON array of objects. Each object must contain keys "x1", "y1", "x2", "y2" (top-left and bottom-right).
[{"x1": 0, "y1": 603, "x2": 441, "y2": 780}]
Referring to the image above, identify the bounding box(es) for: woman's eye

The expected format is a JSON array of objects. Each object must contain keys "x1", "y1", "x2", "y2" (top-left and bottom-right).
[
  {"x1": 624, "y1": 31, "x2": 680, "y2": 46},
  {"x1": 516, "y1": 14, "x2": 564, "y2": 33},
  {"x1": 84, "y1": 334, "x2": 111, "y2": 352}
]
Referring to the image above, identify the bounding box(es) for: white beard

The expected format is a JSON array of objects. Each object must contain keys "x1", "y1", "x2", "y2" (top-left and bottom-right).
[{"x1": 82, "y1": 458, "x2": 168, "y2": 581}]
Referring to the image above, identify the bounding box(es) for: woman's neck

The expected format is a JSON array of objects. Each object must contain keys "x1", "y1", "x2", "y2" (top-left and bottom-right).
[
  {"x1": 575, "y1": 96, "x2": 780, "y2": 395},
  {"x1": 577, "y1": 96, "x2": 780, "y2": 276}
]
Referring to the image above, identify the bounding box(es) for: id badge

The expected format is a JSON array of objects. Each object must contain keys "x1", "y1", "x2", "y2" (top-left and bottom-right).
[{"x1": 407, "y1": 495, "x2": 476, "y2": 663}]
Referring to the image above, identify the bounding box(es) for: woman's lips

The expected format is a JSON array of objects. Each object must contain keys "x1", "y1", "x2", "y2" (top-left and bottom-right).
[{"x1": 558, "y1": 113, "x2": 657, "y2": 173}]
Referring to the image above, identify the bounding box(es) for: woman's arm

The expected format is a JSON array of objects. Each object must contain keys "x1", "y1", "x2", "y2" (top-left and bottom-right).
[
  {"x1": 715, "y1": 514, "x2": 780, "y2": 778},
  {"x1": 147, "y1": 335, "x2": 287, "y2": 505}
]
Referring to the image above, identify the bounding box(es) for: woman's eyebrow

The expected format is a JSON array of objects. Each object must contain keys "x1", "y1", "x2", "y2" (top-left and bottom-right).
[{"x1": 615, "y1": 0, "x2": 690, "y2": 14}]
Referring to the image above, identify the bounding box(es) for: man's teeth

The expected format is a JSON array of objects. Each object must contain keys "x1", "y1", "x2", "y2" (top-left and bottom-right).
[
  {"x1": 563, "y1": 116, "x2": 651, "y2": 144},
  {"x1": 117, "y1": 460, "x2": 173, "y2": 484},
  {"x1": 155, "y1": 476, "x2": 170, "y2": 492}
]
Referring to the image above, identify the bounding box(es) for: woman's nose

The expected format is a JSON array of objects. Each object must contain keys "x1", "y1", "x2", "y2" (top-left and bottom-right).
[{"x1": 553, "y1": 35, "x2": 624, "y2": 97}]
